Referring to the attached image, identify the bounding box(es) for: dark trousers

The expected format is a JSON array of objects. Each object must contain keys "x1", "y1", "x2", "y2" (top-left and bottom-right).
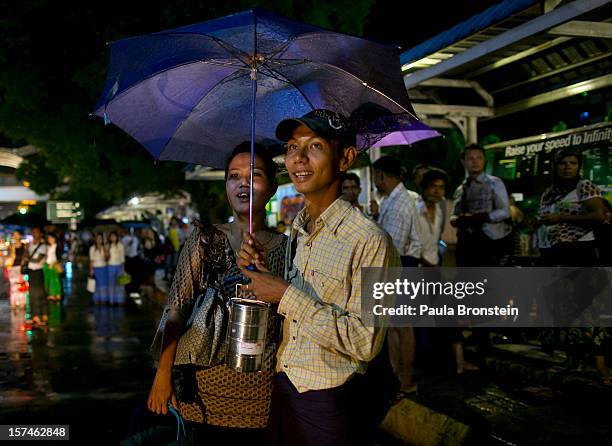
[
  {"x1": 28, "y1": 269, "x2": 46, "y2": 318},
  {"x1": 265, "y1": 374, "x2": 359, "y2": 446},
  {"x1": 456, "y1": 230, "x2": 512, "y2": 267}
]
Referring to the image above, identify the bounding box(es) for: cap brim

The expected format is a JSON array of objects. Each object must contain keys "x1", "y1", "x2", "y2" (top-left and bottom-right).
[{"x1": 276, "y1": 118, "x2": 305, "y2": 142}]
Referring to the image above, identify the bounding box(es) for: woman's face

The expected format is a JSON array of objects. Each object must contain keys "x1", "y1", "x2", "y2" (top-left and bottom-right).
[
  {"x1": 47, "y1": 234, "x2": 56, "y2": 245},
  {"x1": 109, "y1": 233, "x2": 118, "y2": 243},
  {"x1": 556, "y1": 155, "x2": 580, "y2": 180},
  {"x1": 96, "y1": 234, "x2": 104, "y2": 245},
  {"x1": 12, "y1": 232, "x2": 21, "y2": 243},
  {"x1": 226, "y1": 153, "x2": 274, "y2": 217}
]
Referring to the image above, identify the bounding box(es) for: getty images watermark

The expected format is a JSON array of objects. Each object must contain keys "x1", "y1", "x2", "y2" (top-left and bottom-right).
[{"x1": 361, "y1": 267, "x2": 612, "y2": 327}]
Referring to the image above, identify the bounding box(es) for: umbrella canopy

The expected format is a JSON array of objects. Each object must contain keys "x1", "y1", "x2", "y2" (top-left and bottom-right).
[
  {"x1": 1, "y1": 212, "x2": 50, "y2": 228},
  {"x1": 93, "y1": 8, "x2": 415, "y2": 168},
  {"x1": 351, "y1": 102, "x2": 442, "y2": 150}
]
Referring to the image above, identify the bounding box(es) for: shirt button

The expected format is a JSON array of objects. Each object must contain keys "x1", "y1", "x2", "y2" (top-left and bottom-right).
[
  {"x1": 293, "y1": 319, "x2": 297, "y2": 323},
  {"x1": 292, "y1": 336, "x2": 296, "y2": 340},
  {"x1": 284, "y1": 364, "x2": 288, "y2": 368}
]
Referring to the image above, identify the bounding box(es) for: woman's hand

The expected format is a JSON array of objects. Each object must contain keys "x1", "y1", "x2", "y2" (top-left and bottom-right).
[
  {"x1": 237, "y1": 233, "x2": 267, "y2": 269},
  {"x1": 147, "y1": 368, "x2": 178, "y2": 415}
]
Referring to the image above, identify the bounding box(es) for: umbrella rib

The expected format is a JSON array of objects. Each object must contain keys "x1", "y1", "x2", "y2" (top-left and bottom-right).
[
  {"x1": 258, "y1": 63, "x2": 316, "y2": 111},
  {"x1": 156, "y1": 70, "x2": 251, "y2": 162},
  {"x1": 310, "y1": 61, "x2": 417, "y2": 119},
  {"x1": 158, "y1": 32, "x2": 252, "y2": 69}
]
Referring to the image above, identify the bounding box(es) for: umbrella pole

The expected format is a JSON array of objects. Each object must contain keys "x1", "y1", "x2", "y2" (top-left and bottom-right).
[
  {"x1": 249, "y1": 13, "x2": 258, "y2": 237},
  {"x1": 249, "y1": 70, "x2": 257, "y2": 236}
]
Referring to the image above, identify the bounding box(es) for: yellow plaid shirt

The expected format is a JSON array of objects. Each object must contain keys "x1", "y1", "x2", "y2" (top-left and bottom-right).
[{"x1": 277, "y1": 198, "x2": 399, "y2": 392}]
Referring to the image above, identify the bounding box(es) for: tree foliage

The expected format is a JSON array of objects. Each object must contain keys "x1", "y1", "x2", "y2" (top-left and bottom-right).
[{"x1": 0, "y1": 0, "x2": 375, "y2": 218}]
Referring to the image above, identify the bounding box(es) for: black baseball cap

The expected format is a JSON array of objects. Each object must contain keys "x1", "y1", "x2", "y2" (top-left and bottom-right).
[{"x1": 276, "y1": 109, "x2": 355, "y2": 146}]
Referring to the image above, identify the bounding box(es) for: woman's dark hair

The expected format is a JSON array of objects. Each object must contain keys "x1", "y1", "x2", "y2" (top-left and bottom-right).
[
  {"x1": 553, "y1": 147, "x2": 582, "y2": 168},
  {"x1": 224, "y1": 141, "x2": 278, "y2": 189},
  {"x1": 372, "y1": 155, "x2": 404, "y2": 180},
  {"x1": 420, "y1": 167, "x2": 449, "y2": 190},
  {"x1": 46, "y1": 232, "x2": 57, "y2": 242}
]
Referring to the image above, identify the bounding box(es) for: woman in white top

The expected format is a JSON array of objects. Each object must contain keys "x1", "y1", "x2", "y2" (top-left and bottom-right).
[
  {"x1": 89, "y1": 233, "x2": 109, "y2": 304},
  {"x1": 107, "y1": 231, "x2": 126, "y2": 305},
  {"x1": 43, "y1": 233, "x2": 62, "y2": 302}
]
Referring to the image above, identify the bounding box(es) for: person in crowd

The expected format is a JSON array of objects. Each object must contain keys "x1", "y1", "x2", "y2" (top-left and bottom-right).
[
  {"x1": 121, "y1": 227, "x2": 140, "y2": 295},
  {"x1": 148, "y1": 142, "x2": 286, "y2": 443},
  {"x1": 6, "y1": 230, "x2": 27, "y2": 309},
  {"x1": 414, "y1": 168, "x2": 448, "y2": 267},
  {"x1": 165, "y1": 217, "x2": 181, "y2": 280},
  {"x1": 410, "y1": 163, "x2": 430, "y2": 198},
  {"x1": 107, "y1": 231, "x2": 126, "y2": 305},
  {"x1": 43, "y1": 232, "x2": 62, "y2": 302},
  {"x1": 341, "y1": 171, "x2": 363, "y2": 211},
  {"x1": 536, "y1": 147, "x2": 609, "y2": 385},
  {"x1": 89, "y1": 233, "x2": 108, "y2": 305},
  {"x1": 239, "y1": 109, "x2": 399, "y2": 446},
  {"x1": 537, "y1": 147, "x2": 606, "y2": 265},
  {"x1": 370, "y1": 155, "x2": 420, "y2": 398},
  {"x1": 450, "y1": 144, "x2": 512, "y2": 266},
  {"x1": 26, "y1": 227, "x2": 48, "y2": 327},
  {"x1": 371, "y1": 156, "x2": 422, "y2": 265},
  {"x1": 415, "y1": 168, "x2": 479, "y2": 374}
]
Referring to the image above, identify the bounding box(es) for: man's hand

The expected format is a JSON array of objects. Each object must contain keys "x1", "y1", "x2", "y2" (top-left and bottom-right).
[
  {"x1": 539, "y1": 214, "x2": 562, "y2": 225},
  {"x1": 241, "y1": 266, "x2": 289, "y2": 304}
]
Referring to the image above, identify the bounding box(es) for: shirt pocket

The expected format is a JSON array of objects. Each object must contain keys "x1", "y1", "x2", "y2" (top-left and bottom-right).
[{"x1": 311, "y1": 268, "x2": 345, "y2": 306}]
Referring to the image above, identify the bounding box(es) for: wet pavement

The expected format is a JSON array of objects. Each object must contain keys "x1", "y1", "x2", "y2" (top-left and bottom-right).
[{"x1": 0, "y1": 265, "x2": 161, "y2": 443}]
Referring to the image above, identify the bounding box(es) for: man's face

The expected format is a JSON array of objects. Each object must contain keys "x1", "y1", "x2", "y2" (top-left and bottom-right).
[
  {"x1": 32, "y1": 228, "x2": 41, "y2": 240},
  {"x1": 461, "y1": 149, "x2": 485, "y2": 175},
  {"x1": 341, "y1": 179, "x2": 361, "y2": 205},
  {"x1": 373, "y1": 169, "x2": 386, "y2": 195},
  {"x1": 423, "y1": 179, "x2": 446, "y2": 204},
  {"x1": 285, "y1": 125, "x2": 351, "y2": 201}
]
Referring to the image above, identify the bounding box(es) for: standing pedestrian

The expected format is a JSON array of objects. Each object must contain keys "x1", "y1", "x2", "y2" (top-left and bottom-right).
[
  {"x1": 240, "y1": 109, "x2": 399, "y2": 446},
  {"x1": 6, "y1": 231, "x2": 27, "y2": 309},
  {"x1": 26, "y1": 227, "x2": 48, "y2": 327},
  {"x1": 371, "y1": 155, "x2": 421, "y2": 398},
  {"x1": 43, "y1": 233, "x2": 62, "y2": 302},
  {"x1": 89, "y1": 233, "x2": 109, "y2": 305},
  {"x1": 107, "y1": 231, "x2": 126, "y2": 305},
  {"x1": 450, "y1": 144, "x2": 512, "y2": 267}
]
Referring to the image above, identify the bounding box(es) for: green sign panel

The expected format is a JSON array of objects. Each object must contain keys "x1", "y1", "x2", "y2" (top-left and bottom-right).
[{"x1": 46, "y1": 201, "x2": 84, "y2": 223}]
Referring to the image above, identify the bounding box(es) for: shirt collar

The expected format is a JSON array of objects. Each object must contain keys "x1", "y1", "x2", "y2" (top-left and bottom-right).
[
  {"x1": 292, "y1": 197, "x2": 352, "y2": 237},
  {"x1": 387, "y1": 182, "x2": 406, "y2": 200}
]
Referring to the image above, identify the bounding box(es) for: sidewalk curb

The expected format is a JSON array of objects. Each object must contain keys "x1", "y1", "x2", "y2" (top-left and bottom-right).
[{"x1": 380, "y1": 398, "x2": 470, "y2": 446}]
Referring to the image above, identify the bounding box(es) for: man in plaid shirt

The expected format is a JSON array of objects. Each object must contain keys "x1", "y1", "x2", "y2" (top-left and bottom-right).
[{"x1": 240, "y1": 109, "x2": 399, "y2": 446}]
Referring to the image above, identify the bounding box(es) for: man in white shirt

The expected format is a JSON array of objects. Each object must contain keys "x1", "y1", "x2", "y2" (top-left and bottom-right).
[
  {"x1": 371, "y1": 155, "x2": 421, "y2": 396},
  {"x1": 414, "y1": 168, "x2": 448, "y2": 266},
  {"x1": 372, "y1": 156, "x2": 421, "y2": 266},
  {"x1": 121, "y1": 228, "x2": 140, "y2": 294}
]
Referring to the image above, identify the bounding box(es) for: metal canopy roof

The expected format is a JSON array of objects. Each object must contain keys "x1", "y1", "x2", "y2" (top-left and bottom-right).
[{"x1": 401, "y1": 0, "x2": 612, "y2": 142}]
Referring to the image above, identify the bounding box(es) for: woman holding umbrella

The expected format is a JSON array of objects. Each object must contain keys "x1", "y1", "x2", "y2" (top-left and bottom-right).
[{"x1": 148, "y1": 142, "x2": 286, "y2": 442}]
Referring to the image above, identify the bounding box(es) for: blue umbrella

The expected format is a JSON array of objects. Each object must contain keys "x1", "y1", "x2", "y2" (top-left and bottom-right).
[{"x1": 93, "y1": 8, "x2": 415, "y2": 231}]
